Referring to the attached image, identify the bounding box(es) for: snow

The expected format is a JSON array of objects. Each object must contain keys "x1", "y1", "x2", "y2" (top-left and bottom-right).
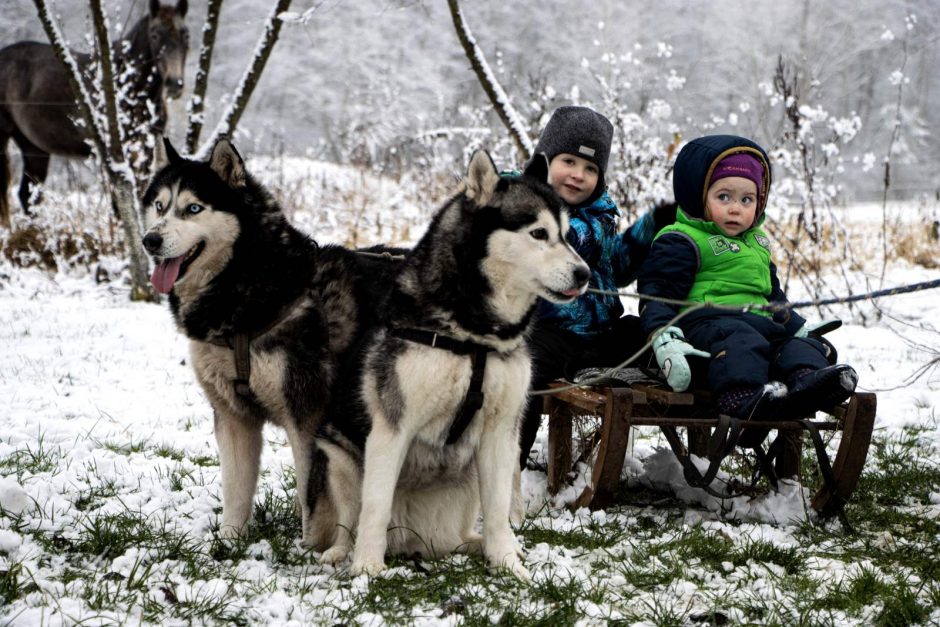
[{"x1": 0, "y1": 179, "x2": 938, "y2": 623}]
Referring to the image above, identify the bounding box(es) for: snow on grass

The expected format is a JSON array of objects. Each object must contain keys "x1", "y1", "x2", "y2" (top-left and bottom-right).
[{"x1": 1, "y1": 170, "x2": 939, "y2": 624}]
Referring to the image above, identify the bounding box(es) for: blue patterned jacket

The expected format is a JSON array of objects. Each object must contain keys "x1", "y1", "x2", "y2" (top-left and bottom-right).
[{"x1": 537, "y1": 191, "x2": 658, "y2": 336}]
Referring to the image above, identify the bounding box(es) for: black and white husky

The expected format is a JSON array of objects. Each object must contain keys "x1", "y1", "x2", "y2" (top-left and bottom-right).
[
  {"x1": 141, "y1": 138, "x2": 395, "y2": 543},
  {"x1": 309, "y1": 151, "x2": 590, "y2": 580}
]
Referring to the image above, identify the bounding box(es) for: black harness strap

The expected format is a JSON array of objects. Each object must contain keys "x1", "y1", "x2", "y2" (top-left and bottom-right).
[
  {"x1": 209, "y1": 299, "x2": 301, "y2": 398},
  {"x1": 389, "y1": 327, "x2": 494, "y2": 444},
  {"x1": 233, "y1": 333, "x2": 252, "y2": 397}
]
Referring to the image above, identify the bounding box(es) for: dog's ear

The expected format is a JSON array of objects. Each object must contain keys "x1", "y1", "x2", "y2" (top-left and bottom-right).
[
  {"x1": 151, "y1": 134, "x2": 179, "y2": 173},
  {"x1": 209, "y1": 138, "x2": 247, "y2": 188},
  {"x1": 465, "y1": 149, "x2": 500, "y2": 206},
  {"x1": 523, "y1": 152, "x2": 550, "y2": 185}
]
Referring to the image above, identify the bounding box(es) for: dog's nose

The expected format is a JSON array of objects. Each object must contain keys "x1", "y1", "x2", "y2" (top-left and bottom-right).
[
  {"x1": 574, "y1": 265, "x2": 590, "y2": 286},
  {"x1": 143, "y1": 232, "x2": 163, "y2": 253}
]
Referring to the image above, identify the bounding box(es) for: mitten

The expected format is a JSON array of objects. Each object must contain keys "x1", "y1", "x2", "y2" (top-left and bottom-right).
[
  {"x1": 651, "y1": 326, "x2": 711, "y2": 392},
  {"x1": 652, "y1": 201, "x2": 678, "y2": 232},
  {"x1": 794, "y1": 319, "x2": 842, "y2": 338}
]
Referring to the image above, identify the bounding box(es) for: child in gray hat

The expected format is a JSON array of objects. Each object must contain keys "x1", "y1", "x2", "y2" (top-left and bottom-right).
[{"x1": 519, "y1": 105, "x2": 675, "y2": 468}]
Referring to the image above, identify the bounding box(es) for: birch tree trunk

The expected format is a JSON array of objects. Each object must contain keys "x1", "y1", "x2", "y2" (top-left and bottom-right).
[
  {"x1": 185, "y1": 0, "x2": 224, "y2": 154},
  {"x1": 33, "y1": 0, "x2": 156, "y2": 302},
  {"x1": 446, "y1": 0, "x2": 533, "y2": 162}
]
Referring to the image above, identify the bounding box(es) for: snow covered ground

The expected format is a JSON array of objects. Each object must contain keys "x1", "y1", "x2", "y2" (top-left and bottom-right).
[{"x1": 1, "y1": 172, "x2": 938, "y2": 624}]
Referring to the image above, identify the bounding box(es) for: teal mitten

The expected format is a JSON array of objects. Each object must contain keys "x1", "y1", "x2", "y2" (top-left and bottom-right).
[
  {"x1": 651, "y1": 326, "x2": 711, "y2": 392},
  {"x1": 794, "y1": 319, "x2": 842, "y2": 338}
]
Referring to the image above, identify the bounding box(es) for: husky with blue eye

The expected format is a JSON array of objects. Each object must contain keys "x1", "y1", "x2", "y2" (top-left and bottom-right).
[{"x1": 140, "y1": 137, "x2": 396, "y2": 544}]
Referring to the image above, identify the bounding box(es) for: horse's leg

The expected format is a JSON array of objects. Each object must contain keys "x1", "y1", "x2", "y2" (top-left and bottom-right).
[
  {"x1": 0, "y1": 135, "x2": 10, "y2": 228},
  {"x1": 0, "y1": 106, "x2": 12, "y2": 228},
  {"x1": 13, "y1": 134, "x2": 50, "y2": 215}
]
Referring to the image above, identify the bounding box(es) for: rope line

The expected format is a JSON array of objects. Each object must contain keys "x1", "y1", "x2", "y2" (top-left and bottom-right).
[
  {"x1": 352, "y1": 247, "x2": 938, "y2": 392},
  {"x1": 538, "y1": 278, "x2": 939, "y2": 393},
  {"x1": 588, "y1": 276, "x2": 940, "y2": 313}
]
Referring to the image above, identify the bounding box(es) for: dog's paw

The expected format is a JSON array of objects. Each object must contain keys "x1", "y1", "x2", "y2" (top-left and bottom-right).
[
  {"x1": 488, "y1": 555, "x2": 531, "y2": 582},
  {"x1": 320, "y1": 544, "x2": 351, "y2": 565},
  {"x1": 217, "y1": 524, "x2": 243, "y2": 540},
  {"x1": 349, "y1": 556, "x2": 386, "y2": 577}
]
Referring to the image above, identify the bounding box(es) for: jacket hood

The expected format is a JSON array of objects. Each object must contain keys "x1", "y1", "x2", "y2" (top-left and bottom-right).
[{"x1": 672, "y1": 135, "x2": 772, "y2": 225}]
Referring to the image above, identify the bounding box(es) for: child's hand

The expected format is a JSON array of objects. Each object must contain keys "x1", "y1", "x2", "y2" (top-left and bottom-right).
[
  {"x1": 794, "y1": 319, "x2": 842, "y2": 338},
  {"x1": 651, "y1": 326, "x2": 711, "y2": 392}
]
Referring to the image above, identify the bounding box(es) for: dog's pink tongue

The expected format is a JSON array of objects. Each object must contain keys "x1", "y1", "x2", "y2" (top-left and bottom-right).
[{"x1": 150, "y1": 257, "x2": 184, "y2": 294}]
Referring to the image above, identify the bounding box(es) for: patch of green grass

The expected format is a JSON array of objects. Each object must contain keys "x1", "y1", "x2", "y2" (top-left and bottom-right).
[
  {"x1": 519, "y1": 517, "x2": 629, "y2": 551},
  {"x1": 734, "y1": 537, "x2": 803, "y2": 575},
  {"x1": 0, "y1": 561, "x2": 23, "y2": 605},
  {"x1": 153, "y1": 445, "x2": 186, "y2": 461},
  {"x1": 816, "y1": 565, "x2": 891, "y2": 615},
  {"x1": 102, "y1": 438, "x2": 152, "y2": 456},
  {"x1": 191, "y1": 454, "x2": 218, "y2": 467},
  {"x1": 875, "y1": 577, "x2": 931, "y2": 626},
  {"x1": 74, "y1": 477, "x2": 121, "y2": 511},
  {"x1": 0, "y1": 434, "x2": 63, "y2": 479}
]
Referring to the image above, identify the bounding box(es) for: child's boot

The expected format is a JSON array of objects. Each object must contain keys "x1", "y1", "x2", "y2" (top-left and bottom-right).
[
  {"x1": 784, "y1": 364, "x2": 858, "y2": 416},
  {"x1": 717, "y1": 382, "x2": 788, "y2": 447}
]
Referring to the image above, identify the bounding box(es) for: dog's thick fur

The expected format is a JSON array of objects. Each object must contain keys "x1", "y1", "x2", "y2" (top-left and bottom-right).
[
  {"x1": 308, "y1": 151, "x2": 590, "y2": 580},
  {"x1": 141, "y1": 138, "x2": 395, "y2": 541}
]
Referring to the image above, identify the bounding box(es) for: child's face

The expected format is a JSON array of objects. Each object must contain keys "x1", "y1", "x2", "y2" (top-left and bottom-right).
[
  {"x1": 705, "y1": 176, "x2": 758, "y2": 237},
  {"x1": 548, "y1": 153, "x2": 599, "y2": 206}
]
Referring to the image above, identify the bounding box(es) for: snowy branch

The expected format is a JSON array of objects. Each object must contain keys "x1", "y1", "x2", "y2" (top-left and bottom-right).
[
  {"x1": 446, "y1": 0, "x2": 533, "y2": 162},
  {"x1": 185, "y1": 0, "x2": 223, "y2": 154},
  {"x1": 89, "y1": 0, "x2": 124, "y2": 167},
  {"x1": 197, "y1": 0, "x2": 292, "y2": 158},
  {"x1": 31, "y1": 0, "x2": 110, "y2": 167}
]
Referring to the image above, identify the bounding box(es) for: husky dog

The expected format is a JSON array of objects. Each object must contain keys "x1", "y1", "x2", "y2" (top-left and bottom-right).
[
  {"x1": 141, "y1": 138, "x2": 394, "y2": 542},
  {"x1": 310, "y1": 151, "x2": 590, "y2": 580}
]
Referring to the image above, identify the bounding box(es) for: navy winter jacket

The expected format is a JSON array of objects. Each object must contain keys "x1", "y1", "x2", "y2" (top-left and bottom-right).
[{"x1": 638, "y1": 135, "x2": 805, "y2": 338}]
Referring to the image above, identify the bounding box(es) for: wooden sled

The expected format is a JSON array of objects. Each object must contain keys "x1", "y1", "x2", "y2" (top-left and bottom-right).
[{"x1": 543, "y1": 377, "x2": 876, "y2": 516}]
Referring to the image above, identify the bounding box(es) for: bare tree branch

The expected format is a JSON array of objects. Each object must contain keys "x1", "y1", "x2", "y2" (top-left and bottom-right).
[
  {"x1": 31, "y1": 0, "x2": 109, "y2": 165},
  {"x1": 197, "y1": 0, "x2": 292, "y2": 158},
  {"x1": 89, "y1": 0, "x2": 123, "y2": 165},
  {"x1": 32, "y1": 0, "x2": 155, "y2": 302},
  {"x1": 446, "y1": 0, "x2": 533, "y2": 162},
  {"x1": 185, "y1": 0, "x2": 224, "y2": 154}
]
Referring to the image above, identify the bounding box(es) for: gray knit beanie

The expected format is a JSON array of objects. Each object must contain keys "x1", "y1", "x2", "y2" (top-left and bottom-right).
[{"x1": 533, "y1": 105, "x2": 613, "y2": 204}]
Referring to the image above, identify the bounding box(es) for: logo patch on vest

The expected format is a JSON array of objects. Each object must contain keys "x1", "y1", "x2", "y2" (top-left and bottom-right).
[
  {"x1": 578, "y1": 145, "x2": 596, "y2": 157},
  {"x1": 755, "y1": 234, "x2": 771, "y2": 249},
  {"x1": 707, "y1": 235, "x2": 739, "y2": 255}
]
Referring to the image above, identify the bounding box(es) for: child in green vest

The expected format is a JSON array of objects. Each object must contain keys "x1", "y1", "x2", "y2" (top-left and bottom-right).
[{"x1": 637, "y1": 134, "x2": 857, "y2": 421}]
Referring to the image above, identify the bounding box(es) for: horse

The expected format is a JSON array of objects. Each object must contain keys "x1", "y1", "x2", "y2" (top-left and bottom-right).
[{"x1": 0, "y1": 0, "x2": 189, "y2": 228}]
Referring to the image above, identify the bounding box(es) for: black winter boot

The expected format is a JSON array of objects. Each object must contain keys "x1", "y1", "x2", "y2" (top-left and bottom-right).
[
  {"x1": 783, "y1": 364, "x2": 858, "y2": 417},
  {"x1": 718, "y1": 382, "x2": 789, "y2": 448},
  {"x1": 718, "y1": 381, "x2": 789, "y2": 421}
]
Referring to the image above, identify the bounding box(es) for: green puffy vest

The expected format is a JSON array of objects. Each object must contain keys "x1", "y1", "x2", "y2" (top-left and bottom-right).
[{"x1": 656, "y1": 209, "x2": 773, "y2": 315}]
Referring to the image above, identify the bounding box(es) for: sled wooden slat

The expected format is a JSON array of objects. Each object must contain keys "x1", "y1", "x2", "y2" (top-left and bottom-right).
[
  {"x1": 544, "y1": 380, "x2": 876, "y2": 515},
  {"x1": 810, "y1": 392, "x2": 877, "y2": 515}
]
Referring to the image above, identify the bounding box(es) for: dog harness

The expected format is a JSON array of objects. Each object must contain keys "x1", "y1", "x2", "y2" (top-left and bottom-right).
[
  {"x1": 389, "y1": 328, "x2": 494, "y2": 445},
  {"x1": 209, "y1": 302, "x2": 298, "y2": 398}
]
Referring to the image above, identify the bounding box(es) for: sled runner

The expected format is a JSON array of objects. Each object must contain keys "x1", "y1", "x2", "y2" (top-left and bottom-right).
[{"x1": 543, "y1": 373, "x2": 876, "y2": 519}]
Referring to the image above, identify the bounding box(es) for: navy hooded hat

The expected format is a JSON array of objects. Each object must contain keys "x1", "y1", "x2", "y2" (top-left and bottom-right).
[{"x1": 673, "y1": 135, "x2": 772, "y2": 224}]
